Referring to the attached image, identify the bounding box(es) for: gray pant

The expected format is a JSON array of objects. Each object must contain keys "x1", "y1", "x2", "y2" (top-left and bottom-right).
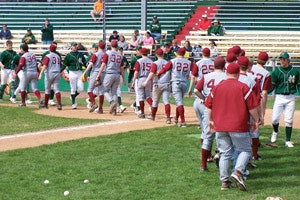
[{"x1": 216, "y1": 131, "x2": 251, "y2": 182}]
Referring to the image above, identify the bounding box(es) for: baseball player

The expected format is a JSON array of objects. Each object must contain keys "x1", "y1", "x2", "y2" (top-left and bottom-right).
[
  {"x1": 62, "y1": 41, "x2": 87, "y2": 109},
  {"x1": 83, "y1": 42, "x2": 106, "y2": 113},
  {"x1": 117, "y1": 46, "x2": 130, "y2": 113},
  {"x1": 38, "y1": 44, "x2": 62, "y2": 110},
  {"x1": 194, "y1": 56, "x2": 226, "y2": 171},
  {"x1": 142, "y1": 49, "x2": 171, "y2": 122},
  {"x1": 38, "y1": 41, "x2": 62, "y2": 106},
  {"x1": 96, "y1": 40, "x2": 125, "y2": 115},
  {"x1": 270, "y1": 52, "x2": 300, "y2": 148},
  {"x1": 0, "y1": 40, "x2": 17, "y2": 101},
  {"x1": 249, "y1": 51, "x2": 272, "y2": 159},
  {"x1": 132, "y1": 48, "x2": 153, "y2": 118},
  {"x1": 157, "y1": 47, "x2": 197, "y2": 127},
  {"x1": 15, "y1": 44, "x2": 44, "y2": 107}
]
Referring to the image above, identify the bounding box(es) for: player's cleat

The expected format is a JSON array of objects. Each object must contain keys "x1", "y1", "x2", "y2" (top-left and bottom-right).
[
  {"x1": 89, "y1": 104, "x2": 98, "y2": 113},
  {"x1": 247, "y1": 161, "x2": 257, "y2": 169},
  {"x1": 146, "y1": 115, "x2": 155, "y2": 121},
  {"x1": 221, "y1": 181, "x2": 233, "y2": 190},
  {"x1": 109, "y1": 102, "x2": 117, "y2": 114},
  {"x1": 86, "y1": 98, "x2": 91, "y2": 109},
  {"x1": 200, "y1": 166, "x2": 208, "y2": 171},
  {"x1": 10, "y1": 97, "x2": 16, "y2": 104},
  {"x1": 166, "y1": 117, "x2": 171, "y2": 124},
  {"x1": 252, "y1": 155, "x2": 263, "y2": 161},
  {"x1": 57, "y1": 104, "x2": 62, "y2": 110},
  {"x1": 19, "y1": 103, "x2": 26, "y2": 107},
  {"x1": 231, "y1": 171, "x2": 246, "y2": 191},
  {"x1": 26, "y1": 99, "x2": 32, "y2": 104},
  {"x1": 285, "y1": 141, "x2": 294, "y2": 148},
  {"x1": 39, "y1": 103, "x2": 46, "y2": 109},
  {"x1": 97, "y1": 108, "x2": 103, "y2": 114},
  {"x1": 178, "y1": 122, "x2": 186, "y2": 127},
  {"x1": 214, "y1": 151, "x2": 220, "y2": 168},
  {"x1": 174, "y1": 118, "x2": 178, "y2": 125},
  {"x1": 138, "y1": 113, "x2": 145, "y2": 119},
  {"x1": 72, "y1": 103, "x2": 77, "y2": 109},
  {"x1": 207, "y1": 155, "x2": 214, "y2": 163},
  {"x1": 49, "y1": 99, "x2": 56, "y2": 106},
  {"x1": 120, "y1": 105, "x2": 126, "y2": 113},
  {"x1": 270, "y1": 131, "x2": 278, "y2": 143}
]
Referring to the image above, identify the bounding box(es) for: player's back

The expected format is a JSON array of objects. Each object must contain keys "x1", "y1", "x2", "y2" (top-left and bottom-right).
[
  {"x1": 22, "y1": 52, "x2": 37, "y2": 72},
  {"x1": 202, "y1": 71, "x2": 226, "y2": 98},
  {"x1": 170, "y1": 57, "x2": 191, "y2": 82},
  {"x1": 46, "y1": 52, "x2": 61, "y2": 73},
  {"x1": 91, "y1": 51, "x2": 105, "y2": 73},
  {"x1": 195, "y1": 57, "x2": 214, "y2": 80},
  {"x1": 137, "y1": 57, "x2": 153, "y2": 78},
  {"x1": 106, "y1": 50, "x2": 123, "y2": 74},
  {"x1": 250, "y1": 64, "x2": 271, "y2": 91},
  {"x1": 239, "y1": 73, "x2": 256, "y2": 89},
  {"x1": 154, "y1": 59, "x2": 170, "y2": 84}
]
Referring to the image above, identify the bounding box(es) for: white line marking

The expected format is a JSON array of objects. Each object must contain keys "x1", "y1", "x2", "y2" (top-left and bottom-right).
[{"x1": 0, "y1": 119, "x2": 143, "y2": 140}]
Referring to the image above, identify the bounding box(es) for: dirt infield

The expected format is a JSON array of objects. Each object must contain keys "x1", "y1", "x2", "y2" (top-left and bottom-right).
[{"x1": 0, "y1": 94, "x2": 299, "y2": 152}]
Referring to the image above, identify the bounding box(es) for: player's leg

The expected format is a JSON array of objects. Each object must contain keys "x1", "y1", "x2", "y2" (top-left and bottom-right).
[
  {"x1": 53, "y1": 73, "x2": 62, "y2": 110},
  {"x1": 117, "y1": 75, "x2": 126, "y2": 113},
  {"x1": 270, "y1": 95, "x2": 284, "y2": 142},
  {"x1": 134, "y1": 78, "x2": 140, "y2": 114},
  {"x1": 49, "y1": 86, "x2": 56, "y2": 106},
  {"x1": 110, "y1": 75, "x2": 120, "y2": 115},
  {"x1": 162, "y1": 84, "x2": 171, "y2": 123},
  {"x1": 284, "y1": 96, "x2": 296, "y2": 147},
  {"x1": 137, "y1": 79, "x2": 146, "y2": 118},
  {"x1": 87, "y1": 72, "x2": 98, "y2": 112},
  {"x1": 43, "y1": 73, "x2": 51, "y2": 108},
  {"x1": 149, "y1": 84, "x2": 160, "y2": 120},
  {"x1": 173, "y1": 83, "x2": 186, "y2": 127},
  {"x1": 29, "y1": 72, "x2": 43, "y2": 107},
  {"x1": 0, "y1": 68, "x2": 9, "y2": 100},
  {"x1": 19, "y1": 72, "x2": 28, "y2": 106},
  {"x1": 145, "y1": 80, "x2": 153, "y2": 108},
  {"x1": 9, "y1": 71, "x2": 17, "y2": 103}
]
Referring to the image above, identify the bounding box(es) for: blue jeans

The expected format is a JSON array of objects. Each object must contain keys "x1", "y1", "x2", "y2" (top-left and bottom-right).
[
  {"x1": 216, "y1": 131, "x2": 251, "y2": 182},
  {"x1": 151, "y1": 33, "x2": 161, "y2": 40},
  {"x1": 42, "y1": 40, "x2": 53, "y2": 45}
]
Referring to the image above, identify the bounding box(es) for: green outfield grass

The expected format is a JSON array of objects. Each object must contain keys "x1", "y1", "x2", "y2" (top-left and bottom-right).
[{"x1": 0, "y1": 125, "x2": 299, "y2": 199}]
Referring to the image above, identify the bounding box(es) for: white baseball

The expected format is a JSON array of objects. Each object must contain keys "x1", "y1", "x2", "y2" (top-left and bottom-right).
[
  {"x1": 84, "y1": 179, "x2": 89, "y2": 183},
  {"x1": 64, "y1": 191, "x2": 69, "y2": 196},
  {"x1": 44, "y1": 180, "x2": 49, "y2": 184}
]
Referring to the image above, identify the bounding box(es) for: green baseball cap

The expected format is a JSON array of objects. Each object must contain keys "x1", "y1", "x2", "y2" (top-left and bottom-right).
[
  {"x1": 70, "y1": 41, "x2": 77, "y2": 46},
  {"x1": 136, "y1": 45, "x2": 142, "y2": 51},
  {"x1": 117, "y1": 46, "x2": 123, "y2": 50},
  {"x1": 92, "y1": 43, "x2": 98, "y2": 48},
  {"x1": 279, "y1": 52, "x2": 289, "y2": 59}
]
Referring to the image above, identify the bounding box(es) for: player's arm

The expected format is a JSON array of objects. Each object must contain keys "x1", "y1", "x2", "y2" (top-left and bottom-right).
[
  {"x1": 187, "y1": 63, "x2": 198, "y2": 97},
  {"x1": 157, "y1": 61, "x2": 172, "y2": 76},
  {"x1": 96, "y1": 53, "x2": 108, "y2": 80},
  {"x1": 120, "y1": 59, "x2": 126, "y2": 86},
  {"x1": 194, "y1": 77, "x2": 206, "y2": 101},
  {"x1": 132, "y1": 62, "x2": 140, "y2": 88},
  {"x1": 38, "y1": 57, "x2": 50, "y2": 80},
  {"x1": 142, "y1": 63, "x2": 156, "y2": 87},
  {"x1": 16, "y1": 57, "x2": 26, "y2": 74},
  {"x1": 84, "y1": 54, "x2": 97, "y2": 74}
]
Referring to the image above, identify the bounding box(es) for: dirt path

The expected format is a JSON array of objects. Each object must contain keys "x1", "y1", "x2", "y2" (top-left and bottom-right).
[{"x1": 0, "y1": 94, "x2": 299, "y2": 152}]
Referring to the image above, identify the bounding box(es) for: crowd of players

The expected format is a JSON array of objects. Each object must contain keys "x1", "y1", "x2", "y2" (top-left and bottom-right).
[{"x1": 0, "y1": 37, "x2": 299, "y2": 191}]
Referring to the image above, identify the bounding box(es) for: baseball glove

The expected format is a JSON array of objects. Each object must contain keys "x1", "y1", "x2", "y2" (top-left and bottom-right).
[{"x1": 80, "y1": 73, "x2": 88, "y2": 82}]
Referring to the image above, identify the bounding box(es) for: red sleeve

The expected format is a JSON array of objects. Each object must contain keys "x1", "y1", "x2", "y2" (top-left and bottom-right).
[
  {"x1": 101, "y1": 53, "x2": 108, "y2": 64},
  {"x1": 244, "y1": 86, "x2": 260, "y2": 110},
  {"x1": 159, "y1": 61, "x2": 172, "y2": 75},
  {"x1": 262, "y1": 75, "x2": 272, "y2": 91},
  {"x1": 16, "y1": 57, "x2": 26, "y2": 74},
  {"x1": 195, "y1": 77, "x2": 204, "y2": 91},
  {"x1": 42, "y1": 56, "x2": 50, "y2": 67},
  {"x1": 150, "y1": 63, "x2": 158, "y2": 73},
  {"x1": 204, "y1": 90, "x2": 213, "y2": 109},
  {"x1": 89, "y1": 54, "x2": 98, "y2": 64},
  {"x1": 253, "y1": 81, "x2": 261, "y2": 102},
  {"x1": 191, "y1": 62, "x2": 198, "y2": 76},
  {"x1": 134, "y1": 62, "x2": 140, "y2": 72}
]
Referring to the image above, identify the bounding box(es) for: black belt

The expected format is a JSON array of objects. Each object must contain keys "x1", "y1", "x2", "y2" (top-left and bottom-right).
[{"x1": 278, "y1": 93, "x2": 293, "y2": 95}]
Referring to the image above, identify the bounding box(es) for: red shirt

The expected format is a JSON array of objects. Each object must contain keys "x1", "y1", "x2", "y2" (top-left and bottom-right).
[
  {"x1": 204, "y1": 78, "x2": 259, "y2": 132},
  {"x1": 198, "y1": 19, "x2": 212, "y2": 31}
]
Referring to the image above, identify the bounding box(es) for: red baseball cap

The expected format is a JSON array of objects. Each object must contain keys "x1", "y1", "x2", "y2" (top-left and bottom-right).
[
  {"x1": 140, "y1": 48, "x2": 148, "y2": 55},
  {"x1": 231, "y1": 45, "x2": 241, "y2": 55},
  {"x1": 156, "y1": 49, "x2": 163, "y2": 56},
  {"x1": 214, "y1": 56, "x2": 225, "y2": 69},
  {"x1": 258, "y1": 51, "x2": 269, "y2": 61},
  {"x1": 226, "y1": 53, "x2": 237, "y2": 63},
  {"x1": 237, "y1": 56, "x2": 249, "y2": 67},
  {"x1": 177, "y1": 47, "x2": 186, "y2": 55},
  {"x1": 240, "y1": 49, "x2": 245, "y2": 56},
  {"x1": 110, "y1": 40, "x2": 118, "y2": 48},
  {"x1": 227, "y1": 63, "x2": 240, "y2": 74},
  {"x1": 98, "y1": 42, "x2": 106, "y2": 49},
  {"x1": 49, "y1": 44, "x2": 56, "y2": 52},
  {"x1": 202, "y1": 47, "x2": 210, "y2": 55}
]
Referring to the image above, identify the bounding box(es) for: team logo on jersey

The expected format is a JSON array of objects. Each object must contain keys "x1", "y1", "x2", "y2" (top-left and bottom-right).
[{"x1": 288, "y1": 75, "x2": 295, "y2": 83}]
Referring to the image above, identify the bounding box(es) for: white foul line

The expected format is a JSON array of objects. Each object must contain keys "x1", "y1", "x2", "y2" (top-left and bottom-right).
[{"x1": 0, "y1": 119, "x2": 143, "y2": 140}]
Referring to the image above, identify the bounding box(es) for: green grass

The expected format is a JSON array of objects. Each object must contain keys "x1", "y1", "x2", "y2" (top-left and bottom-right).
[
  {"x1": 0, "y1": 125, "x2": 299, "y2": 199},
  {"x1": 0, "y1": 106, "x2": 103, "y2": 135}
]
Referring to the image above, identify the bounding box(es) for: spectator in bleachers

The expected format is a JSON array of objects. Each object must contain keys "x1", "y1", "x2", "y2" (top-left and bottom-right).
[
  {"x1": 207, "y1": 19, "x2": 223, "y2": 36},
  {"x1": 90, "y1": 0, "x2": 104, "y2": 22},
  {"x1": 41, "y1": 18, "x2": 54, "y2": 45},
  {"x1": 143, "y1": 31, "x2": 154, "y2": 46},
  {"x1": 22, "y1": 28, "x2": 36, "y2": 44},
  {"x1": 0, "y1": 24, "x2": 12, "y2": 40},
  {"x1": 198, "y1": 14, "x2": 211, "y2": 31},
  {"x1": 209, "y1": 41, "x2": 219, "y2": 59},
  {"x1": 129, "y1": 35, "x2": 139, "y2": 50},
  {"x1": 134, "y1": 30, "x2": 144, "y2": 45},
  {"x1": 170, "y1": 39, "x2": 180, "y2": 55},
  {"x1": 192, "y1": 41, "x2": 202, "y2": 58},
  {"x1": 184, "y1": 40, "x2": 193, "y2": 53},
  {"x1": 118, "y1": 35, "x2": 128, "y2": 50},
  {"x1": 149, "y1": 15, "x2": 161, "y2": 41},
  {"x1": 109, "y1": 30, "x2": 119, "y2": 42}
]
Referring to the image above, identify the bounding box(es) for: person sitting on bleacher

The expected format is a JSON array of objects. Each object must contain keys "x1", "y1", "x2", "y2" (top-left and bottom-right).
[
  {"x1": 22, "y1": 28, "x2": 36, "y2": 44},
  {"x1": 109, "y1": 30, "x2": 119, "y2": 42},
  {"x1": 0, "y1": 24, "x2": 12, "y2": 40},
  {"x1": 207, "y1": 19, "x2": 223, "y2": 36},
  {"x1": 198, "y1": 14, "x2": 212, "y2": 31},
  {"x1": 183, "y1": 40, "x2": 193, "y2": 53},
  {"x1": 169, "y1": 39, "x2": 180, "y2": 55},
  {"x1": 134, "y1": 30, "x2": 144, "y2": 46},
  {"x1": 143, "y1": 31, "x2": 154, "y2": 46},
  {"x1": 149, "y1": 16, "x2": 161, "y2": 41},
  {"x1": 192, "y1": 42, "x2": 202, "y2": 58},
  {"x1": 129, "y1": 35, "x2": 139, "y2": 50},
  {"x1": 118, "y1": 35, "x2": 128, "y2": 50},
  {"x1": 90, "y1": 0, "x2": 104, "y2": 22}
]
